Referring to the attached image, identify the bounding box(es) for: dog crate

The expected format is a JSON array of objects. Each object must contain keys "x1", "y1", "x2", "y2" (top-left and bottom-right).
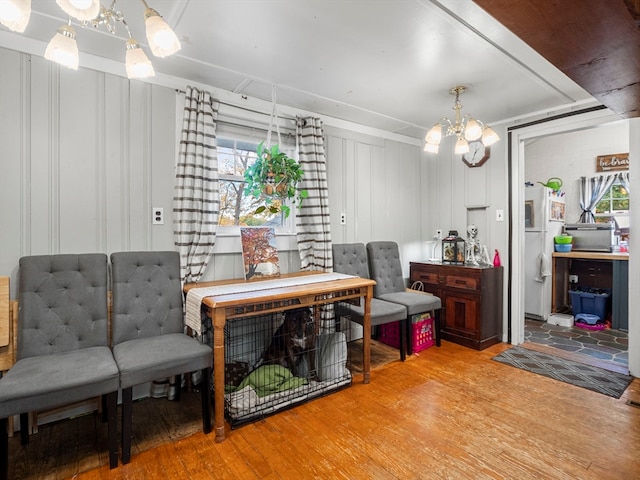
[
  {"x1": 379, "y1": 313, "x2": 435, "y2": 353},
  {"x1": 218, "y1": 308, "x2": 351, "y2": 427}
]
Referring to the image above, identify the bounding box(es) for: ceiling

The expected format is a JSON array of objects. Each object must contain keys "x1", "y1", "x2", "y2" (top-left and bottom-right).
[{"x1": 2, "y1": 0, "x2": 636, "y2": 140}]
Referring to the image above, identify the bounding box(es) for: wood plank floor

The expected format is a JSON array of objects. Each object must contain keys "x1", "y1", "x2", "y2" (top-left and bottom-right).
[{"x1": 9, "y1": 340, "x2": 640, "y2": 479}]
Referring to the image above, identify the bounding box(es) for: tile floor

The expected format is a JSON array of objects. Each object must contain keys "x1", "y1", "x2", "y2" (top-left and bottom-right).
[{"x1": 524, "y1": 318, "x2": 628, "y2": 369}]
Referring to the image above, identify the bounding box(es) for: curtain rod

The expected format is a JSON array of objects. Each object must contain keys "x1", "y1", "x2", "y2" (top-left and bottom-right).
[{"x1": 175, "y1": 88, "x2": 300, "y2": 123}]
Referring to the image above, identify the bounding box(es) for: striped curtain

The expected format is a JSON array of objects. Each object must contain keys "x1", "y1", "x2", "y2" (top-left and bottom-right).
[
  {"x1": 578, "y1": 174, "x2": 616, "y2": 223},
  {"x1": 617, "y1": 171, "x2": 630, "y2": 193},
  {"x1": 295, "y1": 117, "x2": 332, "y2": 272},
  {"x1": 173, "y1": 86, "x2": 220, "y2": 284}
]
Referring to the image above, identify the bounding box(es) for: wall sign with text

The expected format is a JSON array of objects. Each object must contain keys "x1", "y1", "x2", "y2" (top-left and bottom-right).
[{"x1": 596, "y1": 153, "x2": 629, "y2": 172}]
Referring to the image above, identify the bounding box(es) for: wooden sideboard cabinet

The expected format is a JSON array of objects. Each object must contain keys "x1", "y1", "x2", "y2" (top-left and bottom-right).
[{"x1": 410, "y1": 262, "x2": 503, "y2": 350}]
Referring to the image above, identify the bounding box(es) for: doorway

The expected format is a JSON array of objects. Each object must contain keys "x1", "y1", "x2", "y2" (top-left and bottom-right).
[
  {"x1": 509, "y1": 108, "x2": 636, "y2": 375},
  {"x1": 521, "y1": 120, "x2": 630, "y2": 372}
]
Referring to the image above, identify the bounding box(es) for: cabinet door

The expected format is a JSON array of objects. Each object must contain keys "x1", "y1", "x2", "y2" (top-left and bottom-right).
[{"x1": 444, "y1": 294, "x2": 479, "y2": 338}]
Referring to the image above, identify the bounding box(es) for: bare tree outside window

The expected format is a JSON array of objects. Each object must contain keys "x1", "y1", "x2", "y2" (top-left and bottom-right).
[{"x1": 218, "y1": 138, "x2": 284, "y2": 227}]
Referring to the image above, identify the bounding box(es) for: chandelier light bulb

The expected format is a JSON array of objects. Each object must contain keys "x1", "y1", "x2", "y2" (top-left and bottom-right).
[
  {"x1": 464, "y1": 118, "x2": 482, "y2": 141},
  {"x1": 423, "y1": 142, "x2": 439, "y2": 153},
  {"x1": 0, "y1": 0, "x2": 31, "y2": 33},
  {"x1": 56, "y1": 0, "x2": 100, "y2": 21},
  {"x1": 454, "y1": 137, "x2": 469, "y2": 155},
  {"x1": 482, "y1": 126, "x2": 500, "y2": 146},
  {"x1": 425, "y1": 124, "x2": 442, "y2": 145},
  {"x1": 144, "y1": 7, "x2": 181, "y2": 57},
  {"x1": 44, "y1": 23, "x2": 79, "y2": 70},
  {"x1": 125, "y1": 38, "x2": 155, "y2": 79}
]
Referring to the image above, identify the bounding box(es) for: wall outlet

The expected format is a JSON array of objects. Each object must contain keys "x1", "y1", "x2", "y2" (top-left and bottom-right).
[
  {"x1": 569, "y1": 275, "x2": 578, "y2": 283},
  {"x1": 496, "y1": 209, "x2": 504, "y2": 222},
  {"x1": 435, "y1": 229, "x2": 443, "y2": 240},
  {"x1": 152, "y1": 207, "x2": 164, "y2": 225},
  {"x1": 340, "y1": 213, "x2": 346, "y2": 225}
]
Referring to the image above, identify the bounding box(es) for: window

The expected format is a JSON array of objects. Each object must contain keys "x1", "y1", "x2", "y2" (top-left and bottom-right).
[
  {"x1": 217, "y1": 133, "x2": 297, "y2": 230},
  {"x1": 594, "y1": 183, "x2": 629, "y2": 223}
]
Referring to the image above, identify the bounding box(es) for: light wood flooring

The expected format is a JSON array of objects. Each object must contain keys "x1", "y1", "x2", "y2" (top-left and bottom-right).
[{"x1": 9, "y1": 340, "x2": 640, "y2": 479}]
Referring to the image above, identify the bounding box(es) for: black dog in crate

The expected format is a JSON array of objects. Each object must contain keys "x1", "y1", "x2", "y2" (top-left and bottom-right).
[{"x1": 263, "y1": 307, "x2": 316, "y2": 378}]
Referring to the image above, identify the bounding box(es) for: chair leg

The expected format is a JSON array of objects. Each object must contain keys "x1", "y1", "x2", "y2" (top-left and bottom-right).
[
  {"x1": 105, "y1": 392, "x2": 118, "y2": 469},
  {"x1": 19, "y1": 413, "x2": 28, "y2": 445},
  {"x1": 101, "y1": 393, "x2": 108, "y2": 423},
  {"x1": 173, "y1": 374, "x2": 182, "y2": 401},
  {"x1": 1, "y1": 418, "x2": 8, "y2": 480},
  {"x1": 201, "y1": 367, "x2": 212, "y2": 434},
  {"x1": 405, "y1": 317, "x2": 414, "y2": 356},
  {"x1": 434, "y1": 309, "x2": 442, "y2": 347},
  {"x1": 399, "y1": 319, "x2": 407, "y2": 362},
  {"x1": 121, "y1": 387, "x2": 133, "y2": 465}
]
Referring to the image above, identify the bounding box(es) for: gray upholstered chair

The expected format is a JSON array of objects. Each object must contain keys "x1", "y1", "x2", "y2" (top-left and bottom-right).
[
  {"x1": 332, "y1": 243, "x2": 408, "y2": 361},
  {"x1": 0, "y1": 254, "x2": 119, "y2": 476},
  {"x1": 110, "y1": 251, "x2": 212, "y2": 464},
  {"x1": 366, "y1": 241, "x2": 442, "y2": 354}
]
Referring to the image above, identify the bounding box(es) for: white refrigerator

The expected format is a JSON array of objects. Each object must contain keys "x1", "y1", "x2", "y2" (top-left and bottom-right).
[{"x1": 524, "y1": 185, "x2": 566, "y2": 320}]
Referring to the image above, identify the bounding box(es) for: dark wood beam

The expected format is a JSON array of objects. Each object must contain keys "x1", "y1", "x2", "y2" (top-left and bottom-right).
[{"x1": 474, "y1": 0, "x2": 640, "y2": 118}]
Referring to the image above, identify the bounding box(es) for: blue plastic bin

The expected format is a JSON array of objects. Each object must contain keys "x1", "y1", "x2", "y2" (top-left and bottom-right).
[{"x1": 569, "y1": 288, "x2": 611, "y2": 321}]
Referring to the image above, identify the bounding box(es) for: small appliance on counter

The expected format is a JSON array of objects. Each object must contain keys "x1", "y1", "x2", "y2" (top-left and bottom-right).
[{"x1": 564, "y1": 222, "x2": 615, "y2": 252}]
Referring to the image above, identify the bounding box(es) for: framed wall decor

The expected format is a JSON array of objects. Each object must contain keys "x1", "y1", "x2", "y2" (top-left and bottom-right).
[
  {"x1": 550, "y1": 200, "x2": 565, "y2": 222},
  {"x1": 596, "y1": 153, "x2": 629, "y2": 172}
]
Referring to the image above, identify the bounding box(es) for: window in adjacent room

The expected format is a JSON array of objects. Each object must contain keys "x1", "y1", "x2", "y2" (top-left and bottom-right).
[
  {"x1": 595, "y1": 182, "x2": 629, "y2": 221},
  {"x1": 594, "y1": 182, "x2": 629, "y2": 240}
]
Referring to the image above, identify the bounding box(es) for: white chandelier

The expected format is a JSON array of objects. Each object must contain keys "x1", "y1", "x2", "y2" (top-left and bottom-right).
[
  {"x1": 424, "y1": 86, "x2": 499, "y2": 155},
  {"x1": 0, "y1": 0, "x2": 181, "y2": 80}
]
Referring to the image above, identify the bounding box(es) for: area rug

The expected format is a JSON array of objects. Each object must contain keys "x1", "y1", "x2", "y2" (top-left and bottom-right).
[
  {"x1": 492, "y1": 346, "x2": 633, "y2": 398},
  {"x1": 348, "y1": 338, "x2": 401, "y2": 374}
]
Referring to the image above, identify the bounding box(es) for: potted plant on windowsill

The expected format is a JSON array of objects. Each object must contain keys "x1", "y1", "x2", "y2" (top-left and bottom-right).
[{"x1": 243, "y1": 142, "x2": 308, "y2": 218}]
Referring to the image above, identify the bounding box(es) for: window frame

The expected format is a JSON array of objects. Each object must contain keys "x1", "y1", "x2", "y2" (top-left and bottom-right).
[
  {"x1": 216, "y1": 134, "x2": 298, "y2": 236},
  {"x1": 594, "y1": 181, "x2": 629, "y2": 224}
]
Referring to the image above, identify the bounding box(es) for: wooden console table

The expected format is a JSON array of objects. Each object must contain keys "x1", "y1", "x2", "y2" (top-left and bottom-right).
[
  {"x1": 184, "y1": 272, "x2": 375, "y2": 443},
  {"x1": 409, "y1": 262, "x2": 503, "y2": 350}
]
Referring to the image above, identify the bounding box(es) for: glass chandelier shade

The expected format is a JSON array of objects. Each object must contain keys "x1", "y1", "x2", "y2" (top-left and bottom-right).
[
  {"x1": 0, "y1": 0, "x2": 31, "y2": 33},
  {"x1": 1, "y1": 0, "x2": 180, "y2": 78},
  {"x1": 56, "y1": 0, "x2": 100, "y2": 22},
  {"x1": 424, "y1": 86, "x2": 500, "y2": 154},
  {"x1": 144, "y1": 7, "x2": 181, "y2": 57},
  {"x1": 44, "y1": 23, "x2": 79, "y2": 70},
  {"x1": 125, "y1": 38, "x2": 155, "y2": 79}
]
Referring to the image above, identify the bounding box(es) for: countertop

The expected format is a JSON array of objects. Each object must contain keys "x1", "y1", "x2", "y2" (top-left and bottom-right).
[{"x1": 552, "y1": 251, "x2": 629, "y2": 261}]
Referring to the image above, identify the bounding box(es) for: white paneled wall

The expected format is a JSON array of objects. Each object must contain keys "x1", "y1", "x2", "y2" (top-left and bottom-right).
[
  {"x1": 0, "y1": 50, "x2": 177, "y2": 296},
  {"x1": 325, "y1": 126, "x2": 424, "y2": 278},
  {"x1": 0, "y1": 47, "x2": 429, "y2": 293}
]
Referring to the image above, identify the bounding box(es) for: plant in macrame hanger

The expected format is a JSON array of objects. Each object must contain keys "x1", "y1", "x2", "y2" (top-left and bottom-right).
[{"x1": 243, "y1": 86, "x2": 308, "y2": 218}]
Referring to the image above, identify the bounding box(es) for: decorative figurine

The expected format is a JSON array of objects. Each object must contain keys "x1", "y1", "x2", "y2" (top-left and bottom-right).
[
  {"x1": 493, "y1": 249, "x2": 501, "y2": 267},
  {"x1": 465, "y1": 224, "x2": 481, "y2": 266}
]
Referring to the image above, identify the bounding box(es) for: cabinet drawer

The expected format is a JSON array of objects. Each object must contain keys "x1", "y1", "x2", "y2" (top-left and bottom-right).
[
  {"x1": 412, "y1": 270, "x2": 439, "y2": 286},
  {"x1": 445, "y1": 275, "x2": 478, "y2": 291}
]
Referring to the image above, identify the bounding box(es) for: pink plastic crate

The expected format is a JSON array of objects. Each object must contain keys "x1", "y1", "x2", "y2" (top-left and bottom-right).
[{"x1": 379, "y1": 313, "x2": 434, "y2": 353}]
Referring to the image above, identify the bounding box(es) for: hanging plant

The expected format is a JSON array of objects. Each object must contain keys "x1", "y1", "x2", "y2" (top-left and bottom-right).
[{"x1": 243, "y1": 142, "x2": 308, "y2": 218}]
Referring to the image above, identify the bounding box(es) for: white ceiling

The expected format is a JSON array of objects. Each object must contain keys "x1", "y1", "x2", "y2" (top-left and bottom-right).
[{"x1": 2, "y1": 0, "x2": 597, "y2": 139}]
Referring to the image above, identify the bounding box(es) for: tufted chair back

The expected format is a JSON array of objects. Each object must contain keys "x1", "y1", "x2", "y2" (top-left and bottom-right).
[
  {"x1": 17, "y1": 253, "x2": 109, "y2": 360},
  {"x1": 332, "y1": 243, "x2": 370, "y2": 278},
  {"x1": 366, "y1": 241, "x2": 406, "y2": 296},
  {"x1": 110, "y1": 250, "x2": 184, "y2": 345}
]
